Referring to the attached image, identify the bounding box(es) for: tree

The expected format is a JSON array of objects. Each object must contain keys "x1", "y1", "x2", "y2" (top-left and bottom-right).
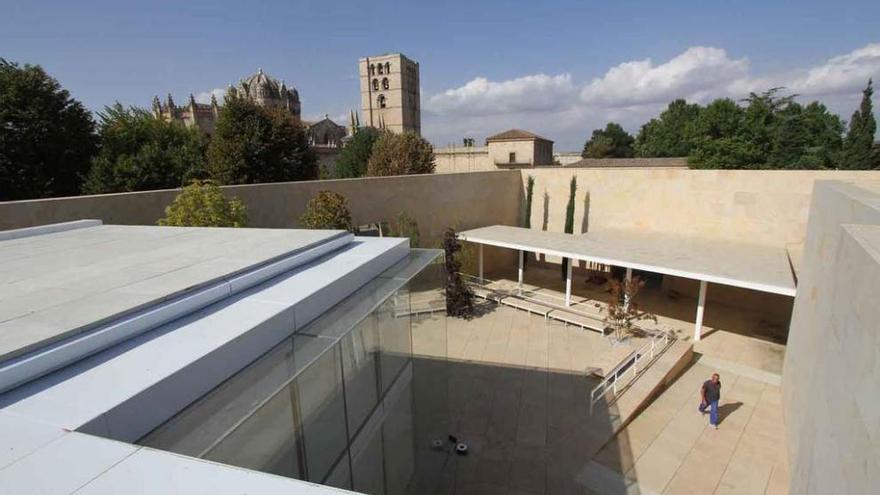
[
  {"x1": 581, "y1": 122, "x2": 634, "y2": 158},
  {"x1": 299, "y1": 190, "x2": 353, "y2": 230},
  {"x1": 0, "y1": 58, "x2": 97, "y2": 200},
  {"x1": 366, "y1": 131, "x2": 435, "y2": 176},
  {"x1": 206, "y1": 95, "x2": 317, "y2": 184},
  {"x1": 443, "y1": 228, "x2": 474, "y2": 319},
  {"x1": 635, "y1": 99, "x2": 701, "y2": 157},
  {"x1": 561, "y1": 176, "x2": 577, "y2": 280},
  {"x1": 841, "y1": 79, "x2": 878, "y2": 170},
  {"x1": 768, "y1": 102, "x2": 843, "y2": 169},
  {"x1": 158, "y1": 180, "x2": 247, "y2": 227},
  {"x1": 393, "y1": 211, "x2": 420, "y2": 247},
  {"x1": 601, "y1": 276, "x2": 658, "y2": 342},
  {"x1": 334, "y1": 126, "x2": 379, "y2": 178},
  {"x1": 522, "y1": 175, "x2": 535, "y2": 269},
  {"x1": 83, "y1": 104, "x2": 205, "y2": 194}
]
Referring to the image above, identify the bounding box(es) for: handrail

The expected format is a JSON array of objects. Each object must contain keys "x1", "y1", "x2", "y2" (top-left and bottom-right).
[{"x1": 589, "y1": 329, "x2": 671, "y2": 414}]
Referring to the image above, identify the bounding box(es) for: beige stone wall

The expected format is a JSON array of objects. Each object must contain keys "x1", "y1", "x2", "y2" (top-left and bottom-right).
[
  {"x1": 782, "y1": 180, "x2": 880, "y2": 493},
  {"x1": 434, "y1": 146, "x2": 492, "y2": 173},
  {"x1": 567, "y1": 157, "x2": 688, "y2": 168},
  {"x1": 523, "y1": 168, "x2": 880, "y2": 247}
]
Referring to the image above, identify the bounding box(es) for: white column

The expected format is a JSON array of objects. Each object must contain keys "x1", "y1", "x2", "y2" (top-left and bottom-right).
[
  {"x1": 624, "y1": 267, "x2": 633, "y2": 310},
  {"x1": 478, "y1": 244, "x2": 484, "y2": 285},
  {"x1": 518, "y1": 250, "x2": 524, "y2": 292},
  {"x1": 694, "y1": 280, "x2": 707, "y2": 342},
  {"x1": 565, "y1": 260, "x2": 573, "y2": 307}
]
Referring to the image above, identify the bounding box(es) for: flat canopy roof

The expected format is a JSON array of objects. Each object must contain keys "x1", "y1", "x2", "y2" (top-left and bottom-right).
[
  {"x1": 0, "y1": 224, "x2": 347, "y2": 362},
  {"x1": 458, "y1": 225, "x2": 796, "y2": 296}
]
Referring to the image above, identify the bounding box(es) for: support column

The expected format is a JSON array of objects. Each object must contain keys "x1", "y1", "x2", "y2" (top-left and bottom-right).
[
  {"x1": 478, "y1": 244, "x2": 484, "y2": 285},
  {"x1": 518, "y1": 250, "x2": 524, "y2": 292},
  {"x1": 565, "y1": 260, "x2": 572, "y2": 307},
  {"x1": 624, "y1": 267, "x2": 633, "y2": 310},
  {"x1": 694, "y1": 280, "x2": 707, "y2": 342}
]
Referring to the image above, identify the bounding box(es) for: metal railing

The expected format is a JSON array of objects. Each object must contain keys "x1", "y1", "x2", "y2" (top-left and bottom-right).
[{"x1": 589, "y1": 329, "x2": 671, "y2": 414}]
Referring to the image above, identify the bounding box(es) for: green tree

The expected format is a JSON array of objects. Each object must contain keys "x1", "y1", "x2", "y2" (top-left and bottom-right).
[
  {"x1": 393, "y1": 210, "x2": 420, "y2": 247},
  {"x1": 581, "y1": 122, "x2": 634, "y2": 158},
  {"x1": 841, "y1": 79, "x2": 878, "y2": 169},
  {"x1": 561, "y1": 176, "x2": 577, "y2": 280},
  {"x1": 522, "y1": 175, "x2": 535, "y2": 269},
  {"x1": 334, "y1": 126, "x2": 379, "y2": 178},
  {"x1": 635, "y1": 99, "x2": 701, "y2": 157},
  {"x1": 206, "y1": 95, "x2": 317, "y2": 184},
  {"x1": 158, "y1": 180, "x2": 247, "y2": 227},
  {"x1": 299, "y1": 190, "x2": 353, "y2": 230},
  {"x1": 84, "y1": 104, "x2": 205, "y2": 194},
  {"x1": 768, "y1": 102, "x2": 843, "y2": 169},
  {"x1": 688, "y1": 98, "x2": 754, "y2": 169},
  {"x1": 443, "y1": 228, "x2": 474, "y2": 319},
  {"x1": 0, "y1": 59, "x2": 97, "y2": 200},
  {"x1": 366, "y1": 131, "x2": 435, "y2": 176}
]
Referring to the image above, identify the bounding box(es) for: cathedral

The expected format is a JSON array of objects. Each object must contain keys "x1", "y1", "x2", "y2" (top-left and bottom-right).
[{"x1": 152, "y1": 68, "x2": 303, "y2": 136}]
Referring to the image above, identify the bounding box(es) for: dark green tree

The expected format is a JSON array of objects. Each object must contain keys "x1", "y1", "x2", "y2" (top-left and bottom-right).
[
  {"x1": 334, "y1": 126, "x2": 379, "y2": 178},
  {"x1": 206, "y1": 95, "x2": 317, "y2": 184},
  {"x1": 635, "y1": 99, "x2": 702, "y2": 157},
  {"x1": 522, "y1": 175, "x2": 535, "y2": 269},
  {"x1": 0, "y1": 59, "x2": 97, "y2": 200},
  {"x1": 84, "y1": 104, "x2": 205, "y2": 194},
  {"x1": 768, "y1": 102, "x2": 843, "y2": 169},
  {"x1": 841, "y1": 79, "x2": 877, "y2": 169},
  {"x1": 366, "y1": 131, "x2": 435, "y2": 176},
  {"x1": 443, "y1": 228, "x2": 474, "y2": 319},
  {"x1": 582, "y1": 122, "x2": 635, "y2": 158},
  {"x1": 561, "y1": 176, "x2": 577, "y2": 280}
]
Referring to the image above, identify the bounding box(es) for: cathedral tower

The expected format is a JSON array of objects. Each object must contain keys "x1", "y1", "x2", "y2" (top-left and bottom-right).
[{"x1": 359, "y1": 53, "x2": 420, "y2": 135}]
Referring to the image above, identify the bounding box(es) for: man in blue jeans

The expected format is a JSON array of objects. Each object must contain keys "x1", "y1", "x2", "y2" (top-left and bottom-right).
[{"x1": 699, "y1": 373, "x2": 722, "y2": 429}]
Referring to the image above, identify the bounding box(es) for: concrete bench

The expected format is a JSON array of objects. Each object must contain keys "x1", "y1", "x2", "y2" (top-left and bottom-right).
[
  {"x1": 499, "y1": 296, "x2": 552, "y2": 318},
  {"x1": 547, "y1": 309, "x2": 607, "y2": 333}
]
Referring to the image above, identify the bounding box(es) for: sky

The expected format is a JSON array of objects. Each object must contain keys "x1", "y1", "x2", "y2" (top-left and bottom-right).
[{"x1": 2, "y1": 0, "x2": 879, "y2": 150}]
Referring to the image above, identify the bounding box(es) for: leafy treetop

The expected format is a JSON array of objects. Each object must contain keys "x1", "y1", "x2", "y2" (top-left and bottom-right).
[
  {"x1": 366, "y1": 131, "x2": 435, "y2": 176},
  {"x1": 158, "y1": 180, "x2": 247, "y2": 227},
  {"x1": 299, "y1": 190, "x2": 353, "y2": 231}
]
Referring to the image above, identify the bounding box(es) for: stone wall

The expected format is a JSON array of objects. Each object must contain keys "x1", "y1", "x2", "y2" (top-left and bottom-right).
[
  {"x1": 564, "y1": 157, "x2": 688, "y2": 168},
  {"x1": 434, "y1": 146, "x2": 492, "y2": 173},
  {"x1": 782, "y1": 180, "x2": 880, "y2": 493},
  {"x1": 523, "y1": 168, "x2": 880, "y2": 247}
]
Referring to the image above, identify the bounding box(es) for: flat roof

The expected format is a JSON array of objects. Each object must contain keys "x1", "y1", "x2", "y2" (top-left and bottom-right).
[
  {"x1": 458, "y1": 225, "x2": 796, "y2": 296},
  {"x1": 0, "y1": 224, "x2": 347, "y2": 362}
]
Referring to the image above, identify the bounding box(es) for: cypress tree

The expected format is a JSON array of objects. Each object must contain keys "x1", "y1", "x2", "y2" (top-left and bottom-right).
[
  {"x1": 522, "y1": 175, "x2": 535, "y2": 270},
  {"x1": 842, "y1": 79, "x2": 877, "y2": 169},
  {"x1": 561, "y1": 176, "x2": 577, "y2": 280}
]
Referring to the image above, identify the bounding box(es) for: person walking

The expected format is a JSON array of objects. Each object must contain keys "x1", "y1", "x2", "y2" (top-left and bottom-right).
[{"x1": 699, "y1": 373, "x2": 722, "y2": 429}]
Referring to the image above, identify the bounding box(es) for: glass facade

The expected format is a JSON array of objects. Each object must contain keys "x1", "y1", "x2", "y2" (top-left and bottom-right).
[{"x1": 140, "y1": 249, "x2": 449, "y2": 494}]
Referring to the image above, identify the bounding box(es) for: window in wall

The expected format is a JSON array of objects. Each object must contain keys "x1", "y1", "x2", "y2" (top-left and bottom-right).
[
  {"x1": 382, "y1": 78, "x2": 389, "y2": 90},
  {"x1": 384, "y1": 62, "x2": 390, "y2": 73},
  {"x1": 372, "y1": 79, "x2": 379, "y2": 91},
  {"x1": 369, "y1": 64, "x2": 375, "y2": 75},
  {"x1": 377, "y1": 64, "x2": 383, "y2": 75},
  {"x1": 378, "y1": 95, "x2": 386, "y2": 108},
  {"x1": 509, "y1": 152, "x2": 516, "y2": 163}
]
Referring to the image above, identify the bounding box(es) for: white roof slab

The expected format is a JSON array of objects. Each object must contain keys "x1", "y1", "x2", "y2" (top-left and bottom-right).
[
  {"x1": 459, "y1": 225, "x2": 796, "y2": 296},
  {"x1": 0, "y1": 225, "x2": 347, "y2": 362}
]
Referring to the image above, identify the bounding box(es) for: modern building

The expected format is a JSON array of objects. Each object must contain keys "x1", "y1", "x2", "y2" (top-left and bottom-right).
[
  {"x1": 359, "y1": 53, "x2": 420, "y2": 135},
  {"x1": 153, "y1": 68, "x2": 302, "y2": 135}
]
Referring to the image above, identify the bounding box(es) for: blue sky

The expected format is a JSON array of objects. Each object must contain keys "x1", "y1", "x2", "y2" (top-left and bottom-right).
[{"x1": 2, "y1": 0, "x2": 879, "y2": 149}]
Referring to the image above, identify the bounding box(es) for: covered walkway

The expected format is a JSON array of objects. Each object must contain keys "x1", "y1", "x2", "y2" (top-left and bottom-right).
[{"x1": 458, "y1": 226, "x2": 797, "y2": 342}]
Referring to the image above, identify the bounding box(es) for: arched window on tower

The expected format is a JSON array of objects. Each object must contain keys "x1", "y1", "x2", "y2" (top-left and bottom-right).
[
  {"x1": 372, "y1": 79, "x2": 379, "y2": 91},
  {"x1": 382, "y1": 78, "x2": 389, "y2": 90},
  {"x1": 377, "y1": 95, "x2": 386, "y2": 108},
  {"x1": 369, "y1": 64, "x2": 375, "y2": 75},
  {"x1": 385, "y1": 62, "x2": 391, "y2": 73},
  {"x1": 377, "y1": 64, "x2": 383, "y2": 75}
]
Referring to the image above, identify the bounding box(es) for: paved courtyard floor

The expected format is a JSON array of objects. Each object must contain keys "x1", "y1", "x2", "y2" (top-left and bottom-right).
[{"x1": 591, "y1": 361, "x2": 789, "y2": 495}]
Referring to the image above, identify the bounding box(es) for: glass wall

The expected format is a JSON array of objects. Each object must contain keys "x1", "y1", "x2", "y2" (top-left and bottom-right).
[{"x1": 140, "y1": 250, "x2": 449, "y2": 495}]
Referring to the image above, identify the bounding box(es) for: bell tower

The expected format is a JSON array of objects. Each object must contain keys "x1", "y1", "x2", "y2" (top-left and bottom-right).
[{"x1": 359, "y1": 53, "x2": 420, "y2": 135}]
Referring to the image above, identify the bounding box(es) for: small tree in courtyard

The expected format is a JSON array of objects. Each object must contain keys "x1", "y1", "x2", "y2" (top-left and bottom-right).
[
  {"x1": 299, "y1": 190, "x2": 353, "y2": 230},
  {"x1": 158, "y1": 180, "x2": 247, "y2": 227},
  {"x1": 394, "y1": 211, "x2": 420, "y2": 247},
  {"x1": 601, "y1": 276, "x2": 658, "y2": 342},
  {"x1": 522, "y1": 175, "x2": 535, "y2": 270},
  {"x1": 444, "y1": 228, "x2": 474, "y2": 319}
]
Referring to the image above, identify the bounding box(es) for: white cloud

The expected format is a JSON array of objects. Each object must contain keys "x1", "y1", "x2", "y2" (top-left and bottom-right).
[
  {"x1": 426, "y1": 74, "x2": 576, "y2": 116},
  {"x1": 579, "y1": 47, "x2": 750, "y2": 107},
  {"x1": 423, "y1": 42, "x2": 880, "y2": 150},
  {"x1": 194, "y1": 88, "x2": 226, "y2": 104}
]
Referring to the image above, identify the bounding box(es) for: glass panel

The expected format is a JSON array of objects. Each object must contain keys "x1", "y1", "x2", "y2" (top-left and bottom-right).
[
  {"x1": 341, "y1": 315, "x2": 380, "y2": 439},
  {"x1": 293, "y1": 335, "x2": 348, "y2": 484},
  {"x1": 323, "y1": 450, "x2": 353, "y2": 489},
  {"x1": 350, "y1": 416, "x2": 385, "y2": 495},
  {"x1": 382, "y1": 377, "x2": 416, "y2": 495},
  {"x1": 377, "y1": 287, "x2": 412, "y2": 395}
]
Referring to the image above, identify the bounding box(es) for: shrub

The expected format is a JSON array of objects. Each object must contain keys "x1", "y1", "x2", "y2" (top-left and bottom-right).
[
  {"x1": 443, "y1": 228, "x2": 474, "y2": 318},
  {"x1": 158, "y1": 180, "x2": 247, "y2": 227},
  {"x1": 394, "y1": 211, "x2": 420, "y2": 247},
  {"x1": 299, "y1": 190, "x2": 353, "y2": 230}
]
